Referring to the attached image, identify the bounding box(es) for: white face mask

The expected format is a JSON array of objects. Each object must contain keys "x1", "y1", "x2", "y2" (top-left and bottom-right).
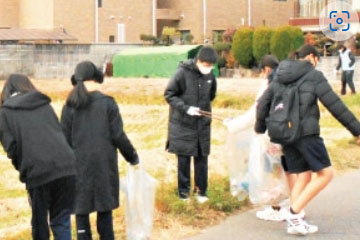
[{"x1": 197, "y1": 64, "x2": 213, "y2": 75}]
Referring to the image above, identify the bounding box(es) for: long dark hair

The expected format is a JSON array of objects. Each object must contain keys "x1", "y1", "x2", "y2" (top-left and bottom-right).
[
  {"x1": 66, "y1": 80, "x2": 91, "y2": 109},
  {"x1": 1, "y1": 74, "x2": 37, "y2": 105},
  {"x1": 66, "y1": 61, "x2": 104, "y2": 109},
  {"x1": 289, "y1": 44, "x2": 320, "y2": 60}
]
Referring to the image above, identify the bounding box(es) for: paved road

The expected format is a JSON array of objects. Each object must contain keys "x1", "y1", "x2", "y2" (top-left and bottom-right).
[{"x1": 185, "y1": 171, "x2": 360, "y2": 240}]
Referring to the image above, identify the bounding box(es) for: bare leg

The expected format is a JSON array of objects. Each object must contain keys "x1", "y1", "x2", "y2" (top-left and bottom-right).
[
  {"x1": 290, "y1": 171, "x2": 312, "y2": 205},
  {"x1": 285, "y1": 172, "x2": 297, "y2": 192},
  {"x1": 291, "y1": 167, "x2": 333, "y2": 213}
]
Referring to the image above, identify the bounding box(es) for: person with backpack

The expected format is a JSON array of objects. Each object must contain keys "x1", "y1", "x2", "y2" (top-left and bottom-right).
[
  {"x1": 61, "y1": 61, "x2": 139, "y2": 240},
  {"x1": 255, "y1": 45, "x2": 360, "y2": 235},
  {"x1": 336, "y1": 44, "x2": 356, "y2": 95},
  {"x1": 164, "y1": 46, "x2": 218, "y2": 203},
  {"x1": 224, "y1": 55, "x2": 298, "y2": 221},
  {"x1": 0, "y1": 74, "x2": 77, "y2": 240}
]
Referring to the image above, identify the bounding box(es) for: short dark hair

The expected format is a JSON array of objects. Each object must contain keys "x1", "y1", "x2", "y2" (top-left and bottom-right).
[
  {"x1": 1, "y1": 74, "x2": 37, "y2": 105},
  {"x1": 291, "y1": 44, "x2": 320, "y2": 60},
  {"x1": 197, "y1": 46, "x2": 218, "y2": 63},
  {"x1": 259, "y1": 55, "x2": 279, "y2": 70},
  {"x1": 337, "y1": 44, "x2": 346, "y2": 51}
]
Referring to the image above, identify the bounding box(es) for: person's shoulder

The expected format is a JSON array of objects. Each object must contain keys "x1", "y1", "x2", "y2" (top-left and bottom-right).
[{"x1": 311, "y1": 69, "x2": 327, "y2": 82}]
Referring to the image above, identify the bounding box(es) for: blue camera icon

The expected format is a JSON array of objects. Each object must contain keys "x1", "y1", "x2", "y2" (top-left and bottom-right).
[{"x1": 330, "y1": 11, "x2": 350, "y2": 32}]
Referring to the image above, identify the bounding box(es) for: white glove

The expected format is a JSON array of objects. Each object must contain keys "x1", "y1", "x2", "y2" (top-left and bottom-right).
[{"x1": 187, "y1": 106, "x2": 201, "y2": 116}]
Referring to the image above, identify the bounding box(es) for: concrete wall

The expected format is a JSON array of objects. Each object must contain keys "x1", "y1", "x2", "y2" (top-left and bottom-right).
[
  {"x1": 0, "y1": 44, "x2": 141, "y2": 79},
  {"x1": 0, "y1": 45, "x2": 34, "y2": 78},
  {"x1": 19, "y1": 0, "x2": 54, "y2": 29}
]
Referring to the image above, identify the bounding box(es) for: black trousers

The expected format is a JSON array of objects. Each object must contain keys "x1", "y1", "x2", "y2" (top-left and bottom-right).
[
  {"x1": 177, "y1": 154, "x2": 208, "y2": 198},
  {"x1": 28, "y1": 176, "x2": 75, "y2": 240},
  {"x1": 76, "y1": 211, "x2": 114, "y2": 240},
  {"x1": 341, "y1": 70, "x2": 356, "y2": 95}
]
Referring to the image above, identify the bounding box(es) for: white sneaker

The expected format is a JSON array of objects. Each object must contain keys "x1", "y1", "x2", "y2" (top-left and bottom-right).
[
  {"x1": 279, "y1": 207, "x2": 305, "y2": 220},
  {"x1": 256, "y1": 206, "x2": 285, "y2": 222},
  {"x1": 180, "y1": 198, "x2": 190, "y2": 203},
  {"x1": 286, "y1": 211, "x2": 318, "y2": 235},
  {"x1": 196, "y1": 196, "x2": 209, "y2": 204},
  {"x1": 287, "y1": 222, "x2": 318, "y2": 235}
]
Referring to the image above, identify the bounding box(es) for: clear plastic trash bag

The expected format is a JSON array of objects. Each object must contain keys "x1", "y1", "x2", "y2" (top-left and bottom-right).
[
  {"x1": 247, "y1": 134, "x2": 288, "y2": 205},
  {"x1": 120, "y1": 165, "x2": 158, "y2": 240},
  {"x1": 226, "y1": 129, "x2": 288, "y2": 205},
  {"x1": 225, "y1": 127, "x2": 253, "y2": 201}
]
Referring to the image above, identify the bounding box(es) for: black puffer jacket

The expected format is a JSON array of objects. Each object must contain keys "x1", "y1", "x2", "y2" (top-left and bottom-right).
[
  {"x1": 0, "y1": 91, "x2": 76, "y2": 189},
  {"x1": 164, "y1": 59, "x2": 217, "y2": 157},
  {"x1": 61, "y1": 91, "x2": 139, "y2": 214},
  {"x1": 255, "y1": 60, "x2": 360, "y2": 137}
]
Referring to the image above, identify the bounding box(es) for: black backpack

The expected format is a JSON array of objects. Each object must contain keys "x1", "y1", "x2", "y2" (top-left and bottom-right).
[{"x1": 265, "y1": 71, "x2": 313, "y2": 145}]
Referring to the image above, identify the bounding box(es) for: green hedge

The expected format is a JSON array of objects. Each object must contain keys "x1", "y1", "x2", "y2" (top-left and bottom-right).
[
  {"x1": 232, "y1": 27, "x2": 254, "y2": 68},
  {"x1": 270, "y1": 26, "x2": 304, "y2": 60},
  {"x1": 253, "y1": 26, "x2": 273, "y2": 63}
]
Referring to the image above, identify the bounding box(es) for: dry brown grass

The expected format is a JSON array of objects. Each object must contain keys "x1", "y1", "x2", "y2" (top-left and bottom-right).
[{"x1": 0, "y1": 77, "x2": 359, "y2": 239}]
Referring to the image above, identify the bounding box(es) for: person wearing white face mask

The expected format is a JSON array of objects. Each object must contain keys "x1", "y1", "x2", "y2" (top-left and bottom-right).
[{"x1": 164, "y1": 46, "x2": 218, "y2": 203}]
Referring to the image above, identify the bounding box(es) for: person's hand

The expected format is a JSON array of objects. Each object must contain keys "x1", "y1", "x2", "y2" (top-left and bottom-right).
[
  {"x1": 266, "y1": 145, "x2": 281, "y2": 156},
  {"x1": 187, "y1": 106, "x2": 201, "y2": 116},
  {"x1": 357, "y1": 136, "x2": 360, "y2": 145}
]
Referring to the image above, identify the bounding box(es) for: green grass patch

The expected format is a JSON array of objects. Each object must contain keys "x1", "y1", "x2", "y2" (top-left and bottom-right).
[
  {"x1": 155, "y1": 174, "x2": 244, "y2": 226},
  {"x1": 328, "y1": 138, "x2": 360, "y2": 170}
]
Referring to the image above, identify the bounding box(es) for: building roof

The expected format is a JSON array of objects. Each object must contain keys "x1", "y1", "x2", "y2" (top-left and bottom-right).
[
  {"x1": 0, "y1": 28, "x2": 77, "y2": 41},
  {"x1": 117, "y1": 45, "x2": 201, "y2": 56}
]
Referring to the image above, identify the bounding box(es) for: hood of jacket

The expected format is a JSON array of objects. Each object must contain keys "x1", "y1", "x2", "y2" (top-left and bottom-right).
[
  {"x1": 2, "y1": 91, "x2": 51, "y2": 110},
  {"x1": 275, "y1": 60, "x2": 314, "y2": 84}
]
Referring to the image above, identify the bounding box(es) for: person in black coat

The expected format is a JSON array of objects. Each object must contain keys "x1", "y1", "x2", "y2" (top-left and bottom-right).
[
  {"x1": 61, "y1": 61, "x2": 139, "y2": 240},
  {"x1": 255, "y1": 45, "x2": 360, "y2": 235},
  {"x1": 0, "y1": 74, "x2": 76, "y2": 240},
  {"x1": 164, "y1": 47, "x2": 217, "y2": 203}
]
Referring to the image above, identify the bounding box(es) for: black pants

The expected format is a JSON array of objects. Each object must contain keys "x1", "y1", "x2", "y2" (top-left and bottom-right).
[
  {"x1": 177, "y1": 154, "x2": 208, "y2": 198},
  {"x1": 76, "y1": 211, "x2": 114, "y2": 240},
  {"x1": 28, "y1": 176, "x2": 75, "y2": 240},
  {"x1": 341, "y1": 70, "x2": 356, "y2": 95}
]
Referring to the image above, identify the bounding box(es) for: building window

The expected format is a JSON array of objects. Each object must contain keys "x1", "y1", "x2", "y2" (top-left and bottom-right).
[
  {"x1": 212, "y1": 30, "x2": 225, "y2": 44},
  {"x1": 298, "y1": 0, "x2": 350, "y2": 18},
  {"x1": 109, "y1": 35, "x2": 115, "y2": 43},
  {"x1": 98, "y1": 0, "x2": 102, "y2": 8}
]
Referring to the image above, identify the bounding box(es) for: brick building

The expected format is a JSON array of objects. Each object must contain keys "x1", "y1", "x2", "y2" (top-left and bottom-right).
[
  {"x1": 289, "y1": 0, "x2": 360, "y2": 32},
  {"x1": 1, "y1": 0, "x2": 296, "y2": 44}
]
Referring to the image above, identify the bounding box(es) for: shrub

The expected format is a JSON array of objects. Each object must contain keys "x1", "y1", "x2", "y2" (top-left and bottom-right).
[
  {"x1": 253, "y1": 26, "x2": 273, "y2": 63},
  {"x1": 305, "y1": 32, "x2": 316, "y2": 46},
  {"x1": 356, "y1": 33, "x2": 360, "y2": 50},
  {"x1": 232, "y1": 27, "x2": 254, "y2": 68},
  {"x1": 161, "y1": 27, "x2": 179, "y2": 45},
  {"x1": 184, "y1": 34, "x2": 194, "y2": 44},
  {"x1": 218, "y1": 58, "x2": 227, "y2": 68},
  {"x1": 214, "y1": 42, "x2": 232, "y2": 52},
  {"x1": 223, "y1": 27, "x2": 236, "y2": 42},
  {"x1": 289, "y1": 26, "x2": 305, "y2": 50},
  {"x1": 270, "y1": 25, "x2": 304, "y2": 60},
  {"x1": 140, "y1": 34, "x2": 159, "y2": 45}
]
